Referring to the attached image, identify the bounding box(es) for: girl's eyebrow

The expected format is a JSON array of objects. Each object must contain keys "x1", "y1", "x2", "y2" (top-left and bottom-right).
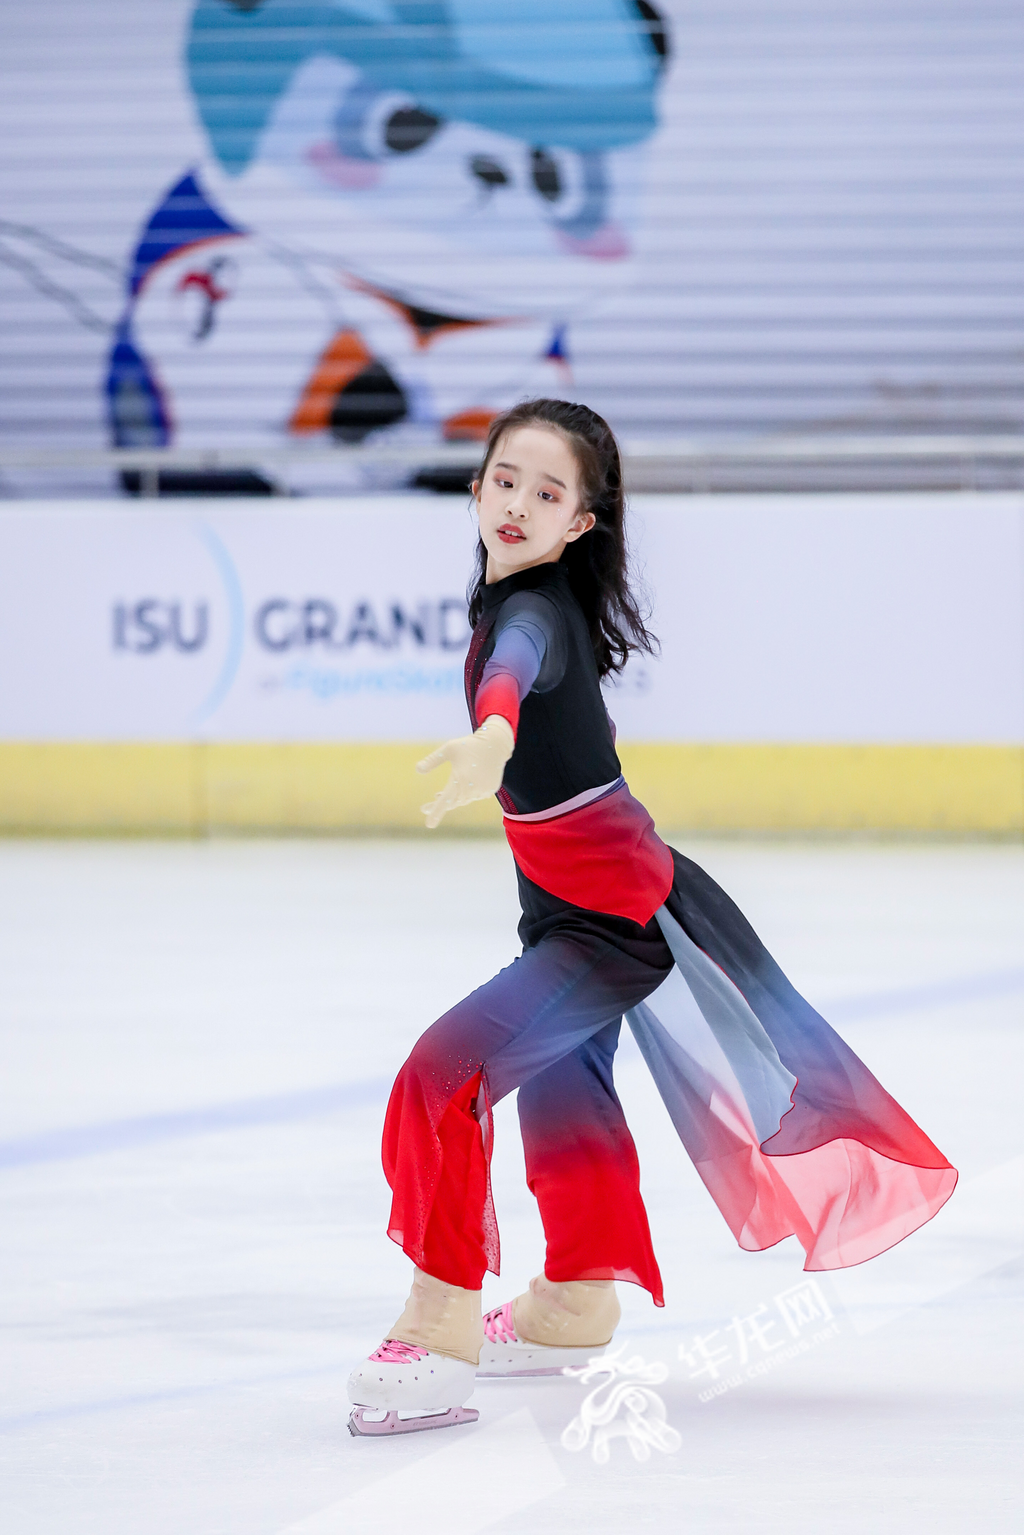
[{"x1": 495, "y1": 460, "x2": 566, "y2": 490}]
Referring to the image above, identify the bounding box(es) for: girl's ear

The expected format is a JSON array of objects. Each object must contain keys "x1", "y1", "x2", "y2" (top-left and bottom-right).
[
  {"x1": 471, "y1": 479, "x2": 480, "y2": 499},
  {"x1": 564, "y1": 510, "x2": 597, "y2": 543}
]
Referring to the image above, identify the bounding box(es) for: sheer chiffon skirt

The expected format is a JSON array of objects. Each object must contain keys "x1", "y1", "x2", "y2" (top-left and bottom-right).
[
  {"x1": 381, "y1": 846, "x2": 957, "y2": 1294},
  {"x1": 627, "y1": 850, "x2": 957, "y2": 1271}
]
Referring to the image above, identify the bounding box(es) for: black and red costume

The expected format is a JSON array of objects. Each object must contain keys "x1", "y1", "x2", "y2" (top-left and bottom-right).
[{"x1": 382, "y1": 564, "x2": 956, "y2": 1302}]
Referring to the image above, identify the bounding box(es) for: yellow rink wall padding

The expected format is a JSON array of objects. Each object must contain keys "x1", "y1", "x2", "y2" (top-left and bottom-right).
[{"x1": 1, "y1": 742, "x2": 1022, "y2": 835}]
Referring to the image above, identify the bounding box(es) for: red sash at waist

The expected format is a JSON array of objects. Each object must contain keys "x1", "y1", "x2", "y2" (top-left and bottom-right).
[{"x1": 503, "y1": 782, "x2": 674, "y2": 927}]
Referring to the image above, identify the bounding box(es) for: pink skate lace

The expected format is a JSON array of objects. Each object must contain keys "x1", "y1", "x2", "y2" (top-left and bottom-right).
[
  {"x1": 483, "y1": 1302, "x2": 518, "y2": 1345},
  {"x1": 369, "y1": 1339, "x2": 430, "y2": 1363}
]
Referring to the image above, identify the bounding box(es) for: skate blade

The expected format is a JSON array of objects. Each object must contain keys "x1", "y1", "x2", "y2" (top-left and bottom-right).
[
  {"x1": 475, "y1": 1365, "x2": 567, "y2": 1378},
  {"x1": 348, "y1": 1406, "x2": 479, "y2": 1437}
]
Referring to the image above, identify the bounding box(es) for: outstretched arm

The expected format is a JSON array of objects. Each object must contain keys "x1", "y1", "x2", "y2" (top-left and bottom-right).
[{"x1": 417, "y1": 613, "x2": 549, "y2": 828}]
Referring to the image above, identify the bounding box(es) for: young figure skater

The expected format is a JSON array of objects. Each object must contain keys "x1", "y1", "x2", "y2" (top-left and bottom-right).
[{"x1": 347, "y1": 399, "x2": 957, "y2": 1436}]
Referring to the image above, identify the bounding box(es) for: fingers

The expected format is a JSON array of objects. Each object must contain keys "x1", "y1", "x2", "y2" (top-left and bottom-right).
[
  {"x1": 417, "y1": 739, "x2": 457, "y2": 826},
  {"x1": 416, "y1": 728, "x2": 499, "y2": 825},
  {"x1": 416, "y1": 738, "x2": 458, "y2": 774},
  {"x1": 421, "y1": 782, "x2": 458, "y2": 829}
]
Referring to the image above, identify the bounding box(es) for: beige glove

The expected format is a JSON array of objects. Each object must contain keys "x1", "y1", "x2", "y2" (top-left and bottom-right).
[{"x1": 417, "y1": 714, "x2": 515, "y2": 829}]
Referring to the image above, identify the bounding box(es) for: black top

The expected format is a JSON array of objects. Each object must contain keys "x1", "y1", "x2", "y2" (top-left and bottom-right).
[{"x1": 466, "y1": 563, "x2": 622, "y2": 816}]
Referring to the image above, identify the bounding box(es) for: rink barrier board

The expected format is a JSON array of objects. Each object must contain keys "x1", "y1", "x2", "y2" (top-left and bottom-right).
[{"x1": 1, "y1": 742, "x2": 1022, "y2": 835}]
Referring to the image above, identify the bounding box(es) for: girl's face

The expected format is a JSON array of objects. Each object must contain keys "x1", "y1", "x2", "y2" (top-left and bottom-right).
[{"x1": 474, "y1": 426, "x2": 596, "y2": 583}]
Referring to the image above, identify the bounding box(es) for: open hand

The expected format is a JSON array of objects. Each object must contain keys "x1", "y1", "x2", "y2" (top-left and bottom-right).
[{"x1": 417, "y1": 715, "x2": 515, "y2": 829}]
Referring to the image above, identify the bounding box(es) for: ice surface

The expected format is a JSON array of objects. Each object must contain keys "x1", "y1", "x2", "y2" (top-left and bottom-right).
[{"x1": 0, "y1": 836, "x2": 1022, "y2": 1533}]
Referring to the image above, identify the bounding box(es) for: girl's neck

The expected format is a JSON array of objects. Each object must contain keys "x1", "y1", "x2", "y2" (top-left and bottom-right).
[{"x1": 485, "y1": 547, "x2": 565, "y2": 585}]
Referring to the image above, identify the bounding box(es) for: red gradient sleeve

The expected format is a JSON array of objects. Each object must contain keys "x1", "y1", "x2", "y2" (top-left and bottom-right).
[{"x1": 473, "y1": 620, "x2": 546, "y2": 736}]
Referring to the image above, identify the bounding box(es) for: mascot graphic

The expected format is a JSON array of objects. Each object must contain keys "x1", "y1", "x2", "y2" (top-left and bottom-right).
[{"x1": 107, "y1": 1, "x2": 668, "y2": 485}]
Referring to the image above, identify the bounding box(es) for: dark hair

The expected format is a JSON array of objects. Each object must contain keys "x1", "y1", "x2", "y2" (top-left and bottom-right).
[{"x1": 467, "y1": 398, "x2": 657, "y2": 678}]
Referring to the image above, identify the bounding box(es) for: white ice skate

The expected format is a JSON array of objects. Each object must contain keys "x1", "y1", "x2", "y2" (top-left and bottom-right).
[
  {"x1": 476, "y1": 1301, "x2": 613, "y2": 1378},
  {"x1": 347, "y1": 1339, "x2": 479, "y2": 1436}
]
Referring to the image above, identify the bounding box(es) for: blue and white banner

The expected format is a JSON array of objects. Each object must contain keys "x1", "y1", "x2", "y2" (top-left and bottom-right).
[
  {"x1": 1, "y1": 494, "x2": 1021, "y2": 745},
  {"x1": 0, "y1": 499, "x2": 479, "y2": 741}
]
